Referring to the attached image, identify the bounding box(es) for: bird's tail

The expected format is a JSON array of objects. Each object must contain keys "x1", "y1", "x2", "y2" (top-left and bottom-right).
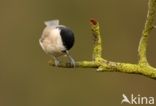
[{"x1": 44, "y1": 19, "x2": 59, "y2": 26}]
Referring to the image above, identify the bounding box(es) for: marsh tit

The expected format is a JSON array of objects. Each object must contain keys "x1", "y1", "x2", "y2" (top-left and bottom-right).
[{"x1": 39, "y1": 20, "x2": 75, "y2": 67}]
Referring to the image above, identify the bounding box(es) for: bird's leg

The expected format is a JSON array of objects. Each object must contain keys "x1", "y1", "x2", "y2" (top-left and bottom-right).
[
  {"x1": 53, "y1": 56, "x2": 60, "y2": 66},
  {"x1": 65, "y1": 51, "x2": 75, "y2": 67}
]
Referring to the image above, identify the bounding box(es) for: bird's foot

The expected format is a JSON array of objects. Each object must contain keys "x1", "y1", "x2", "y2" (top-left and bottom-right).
[
  {"x1": 54, "y1": 59, "x2": 60, "y2": 67},
  {"x1": 66, "y1": 57, "x2": 75, "y2": 68},
  {"x1": 48, "y1": 59, "x2": 60, "y2": 66}
]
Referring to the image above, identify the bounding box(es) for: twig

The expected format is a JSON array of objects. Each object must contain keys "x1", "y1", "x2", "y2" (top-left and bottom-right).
[
  {"x1": 90, "y1": 19, "x2": 102, "y2": 60},
  {"x1": 138, "y1": 0, "x2": 156, "y2": 65},
  {"x1": 49, "y1": 60, "x2": 98, "y2": 68}
]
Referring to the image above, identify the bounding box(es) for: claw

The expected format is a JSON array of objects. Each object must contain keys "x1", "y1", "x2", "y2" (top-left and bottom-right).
[
  {"x1": 65, "y1": 51, "x2": 75, "y2": 67},
  {"x1": 53, "y1": 57, "x2": 60, "y2": 66},
  {"x1": 69, "y1": 56, "x2": 75, "y2": 67}
]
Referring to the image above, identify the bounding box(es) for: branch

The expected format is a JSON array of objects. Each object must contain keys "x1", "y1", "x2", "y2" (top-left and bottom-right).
[
  {"x1": 49, "y1": 60, "x2": 156, "y2": 79},
  {"x1": 48, "y1": 60, "x2": 98, "y2": 68},
  {"x1": 90, "y1": 19, "x2": 102, "y2": 60},
  {"x1": 49, "y1": 0, "x2": 156, "y2": 80},
  {"x1": 138, "y1": 0, "x2": 156, "y2": 65}
]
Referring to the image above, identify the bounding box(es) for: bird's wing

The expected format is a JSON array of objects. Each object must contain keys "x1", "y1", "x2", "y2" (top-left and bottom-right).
[{"x1": 44, "y1": 20, "x2": 59, "y2": 26}]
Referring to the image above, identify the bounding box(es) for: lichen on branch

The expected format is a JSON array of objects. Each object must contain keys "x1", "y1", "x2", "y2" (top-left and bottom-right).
[
  {"x1": 90, "y1": 19, "x2": 102, "y2": 60},
  {"x1": 49, "y1": 0, "x2": 156, "y2": 80},
  {"x1": 138, "y1": 0, "x2": 156, "y2": 65}
]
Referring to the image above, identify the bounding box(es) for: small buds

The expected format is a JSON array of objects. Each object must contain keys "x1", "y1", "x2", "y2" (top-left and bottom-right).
[{"x1": 90, "y1": 18, "x2": 97, "y2": 25}]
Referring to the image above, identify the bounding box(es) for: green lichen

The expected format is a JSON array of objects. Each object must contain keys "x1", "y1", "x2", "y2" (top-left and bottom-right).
[{"x1": 138, "y1": 0, "x2": 156, "y2": 65}]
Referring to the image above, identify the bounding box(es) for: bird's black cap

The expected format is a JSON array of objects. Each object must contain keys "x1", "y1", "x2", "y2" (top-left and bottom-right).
[{"x1": 58, "y1": 26, "x2": 75, "y2": 51}]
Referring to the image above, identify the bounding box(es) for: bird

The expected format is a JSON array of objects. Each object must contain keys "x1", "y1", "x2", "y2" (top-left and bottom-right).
[{"x1": 39, "y1": 20, "x2": 75, "y2": 67}]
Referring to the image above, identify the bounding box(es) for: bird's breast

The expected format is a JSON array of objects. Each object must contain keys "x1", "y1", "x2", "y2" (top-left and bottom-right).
[{"x1": 39, "y1": 28, "x2": 65, "y2": 57}]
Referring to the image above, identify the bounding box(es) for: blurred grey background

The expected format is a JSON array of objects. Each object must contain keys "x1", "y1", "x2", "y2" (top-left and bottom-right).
[{"x1": 0, "y1": 0, "x2": 156, "y2": 106}]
